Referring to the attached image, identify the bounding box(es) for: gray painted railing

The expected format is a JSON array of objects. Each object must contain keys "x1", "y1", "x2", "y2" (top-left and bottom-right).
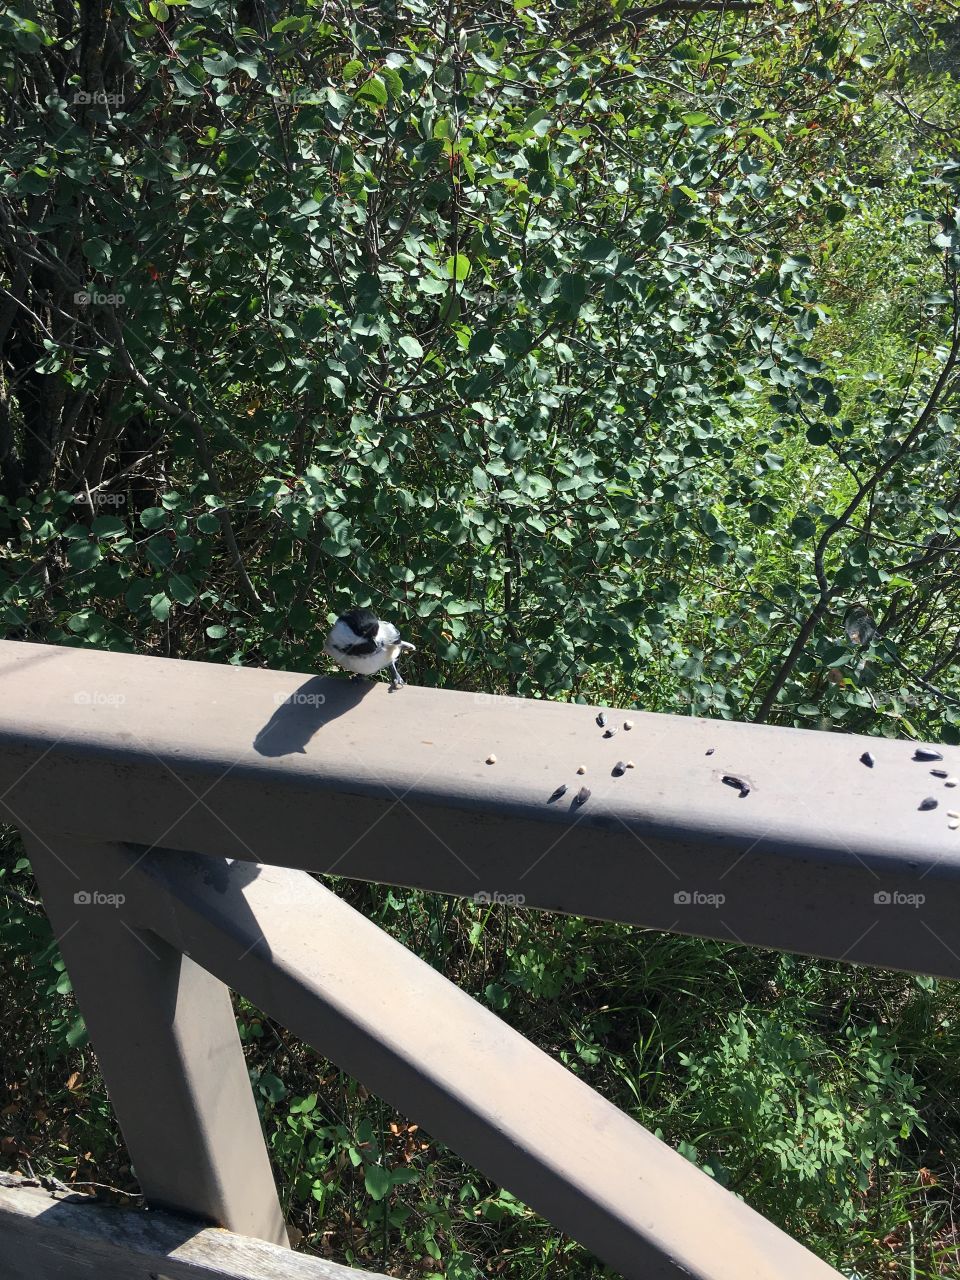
[{"x1": 1, "y1": 638, "x2": 958, "y2": 1279}]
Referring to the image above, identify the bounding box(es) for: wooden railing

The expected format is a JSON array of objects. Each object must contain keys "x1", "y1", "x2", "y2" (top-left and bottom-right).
[{"x1": 1, "y1": 638, "x2": 958, "y2": 1279}]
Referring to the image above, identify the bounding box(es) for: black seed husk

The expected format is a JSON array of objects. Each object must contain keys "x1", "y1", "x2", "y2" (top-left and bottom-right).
[
  {"x1": 919, "y1": 796, "x2": 938, "y2": 811},
  {"x1": 595, "y1": 711, "x2": 606, "y2": 727},
  {"x1": 549, "y1": 785, "x2": 567, "y2": 803},
  {"x1": 722, "y1": 774, "x2": 751, "y2": 797},
  {"x1": 705, "y1": 747, "x2": 716, "y2": 756},
  {"x1": 575, "y1": 786, "x2": 591, "y2": 806},
  {"x1": 860, "y1": 751, "x2": 875, "y2": 768},
  {"x1": 931, "y1": 769, "x2": 948, "y2": 779},
  {"x1": 914, "y1": 748, "x2": 944, "y2": 762},
  {"x1": 612, "y1": 761, "x2": 627, "y2": 777},
  {"x1": 604, "y1": 727, "x2": 618, "y2": 738}
]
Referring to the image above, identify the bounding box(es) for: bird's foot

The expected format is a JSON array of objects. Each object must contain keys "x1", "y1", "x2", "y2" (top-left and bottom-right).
[{"x1": 390, "y1": 664, "x2": 405, "y2": 689}]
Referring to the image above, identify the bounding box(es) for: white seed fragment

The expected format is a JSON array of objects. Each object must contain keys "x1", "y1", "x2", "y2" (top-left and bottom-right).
[
  {"x1": 947, "y1": 810, "x2": 960, "y2": 819},
  {"x1": 486, "y1": 754, "x2": 497, "y2": 765},
  {"x1": 623, "y1": 719, "x2": 634, "y2": 730},
  {"x1": 576, "y1": 765, "x2": 587, "y2": 775},
  {"x1": 626, "y1": 760, "x2": 635, "y2": 769},
  {"x1": 946, "y1": 777, "x2": 959, "y2": 787},
  {"x1": 950, "y1": 819, "x2": 960, "y2": 830}
]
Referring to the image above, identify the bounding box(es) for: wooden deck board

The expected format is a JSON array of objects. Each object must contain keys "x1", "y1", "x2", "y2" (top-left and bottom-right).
[{"x1": 0, "y1": 1174, "x2": 391, "y2": 1280}]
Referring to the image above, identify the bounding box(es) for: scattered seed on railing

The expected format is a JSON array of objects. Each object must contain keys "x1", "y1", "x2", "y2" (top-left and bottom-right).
[
  {"x1": 604, "y1": 727, "x2": 618, "y2": 738},
  {"x1": 626, "y1": 760, "x2": 635, "y2": 769},
  {"x1": 612, "y1": 761, "x2": 627, "y2": 776},
  {"x1": 548, "y1": 784, "x2": 567, "y2": 803},
  {"x1": 860, "y1": 751, "x2": 875, "y2": 768},
  {"x1": 931, "y1": 769, "x2": 948, "y2": 778},
  {"x1": 705, "y1": 747, "x2": 715, "y2": 756},
  {"x1": 623, "y1": 719, "x2": 634, "y2": 730},
  {"x1": 946, "y1": 777, "x2": 958, "y2": 788},
  {"x1": 576, "y1": 765, "x2": 586, "y2": 775},
  {"x1": 913, "y1": 747, "x2": 943, "y2": 762},
  {"x1": 575, "y1": 786, "x2": 591, "y2": 807},
  {"x1": 722, "y1": 775, "x2": 751, "y2": 798},
  {"x1": 596, "y1": 711, "x2": 606, "y2": 728},
  {"x1": 486, "y1": 754, "x2": 497, "y2": 765},
  {"x1": 947, "y1": 810, "x2": 960, "y2": 819},
  {"x1": 950, "y1": 819, "x2": 960, "y2": 830},
  {"x1": 919, "y1": 797, "x2": 938, "y2": 811}
]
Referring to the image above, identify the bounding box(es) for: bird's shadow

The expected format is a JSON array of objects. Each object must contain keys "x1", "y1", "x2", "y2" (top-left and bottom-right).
[{"x1": 253, "y1": 675, "x2": 376, "y2": 758}]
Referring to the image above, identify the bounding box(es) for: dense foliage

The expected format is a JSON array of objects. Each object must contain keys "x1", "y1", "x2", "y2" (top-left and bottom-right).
[
  {"x1": 2, "y1": 0, "x2": 960, "y2": 1277},
  {"x1": 1, "y1": 0, "x2": 958, "y2": 724}
]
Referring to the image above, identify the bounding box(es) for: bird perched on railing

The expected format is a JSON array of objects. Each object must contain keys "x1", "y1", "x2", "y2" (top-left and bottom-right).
[{"x1": 323, "y1": 607, "x2": 416, "y2": 688}]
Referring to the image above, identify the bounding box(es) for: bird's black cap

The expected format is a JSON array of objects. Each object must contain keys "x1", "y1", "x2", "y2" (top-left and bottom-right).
[{"x1": 339, "y1": 607, "x2": 379, "y2": 639}]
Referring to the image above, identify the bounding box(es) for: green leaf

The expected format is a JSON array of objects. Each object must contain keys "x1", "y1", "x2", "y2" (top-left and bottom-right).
[
  {"x1": 445, "y1": 254, "x2": 472, "y2": 282},
  {"x1": 168, "y1": 575, "x2": 196, "y2": 606},
  {"x1": 150, "y1": 592, "x2": 171, "y2": 622},
  {"x1": 380, "y1": 66, "x2": 403, "y2": 100},
  {"x1": 67, "y1": 540, "x2": 101, "y2": 571},
  {"x1": 259, "y1": 1072, "x2": 286, "y2": 1103},
  {"x1": 206, "y1": 624, "x2": 228, "y2": 639},
  {"x1": 583, "y1": 236, "x2": 617, "y2": 263},
  {"x1": 560, "y1": 273, "x2": 587, "y2": 306},
  {"x1": 364, "y1": 1165, "x2": 392, "y2": 1201},
  {"x1": 355, "y1": 76, "x2": 387, "y2": 108},
  {"x1": 91, "y1": 515, "x2": 126, "y2": 538},
  {"x1": 469, "y1": 328, "x2": 495, "y2": 357},
  {"x1": 202, "y1": 52, "x2": 236, "y2": 76},
  {"x1": 82, "y1": 238, "x2": 111, "y2": 271},
  {"x1": 398, "y1": 333, "x2": 424, "y2": 359},
  {"x1": 65, "y1": 1017, "x2": 88, "y2": 1049},
  {"x1": 806, "y1": 423, "x2": 831, "y2": 446}
]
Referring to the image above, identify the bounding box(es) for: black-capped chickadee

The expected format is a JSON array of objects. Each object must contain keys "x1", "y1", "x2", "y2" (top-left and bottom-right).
[{"x1": 323, "y1": 607, "x2": 416, "y2": 688}]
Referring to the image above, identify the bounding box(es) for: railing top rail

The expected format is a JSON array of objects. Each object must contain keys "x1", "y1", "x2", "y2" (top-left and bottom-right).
[{"x1": 2, "y1": 639, "x2": 958, "y2": 975}]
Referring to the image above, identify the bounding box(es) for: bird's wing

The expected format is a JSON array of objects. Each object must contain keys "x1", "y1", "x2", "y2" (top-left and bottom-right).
[
  {"x1": 375, "y1": 621, "x2": 401, "y2": 646},
  {"x1": 326, "y1": 618, "x2": 377, "y2": 656}
]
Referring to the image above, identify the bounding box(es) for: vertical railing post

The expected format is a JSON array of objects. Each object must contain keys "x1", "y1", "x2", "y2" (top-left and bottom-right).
[{"x1": 25, "y1": 836, "x2": 288, "y2": 1247}]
